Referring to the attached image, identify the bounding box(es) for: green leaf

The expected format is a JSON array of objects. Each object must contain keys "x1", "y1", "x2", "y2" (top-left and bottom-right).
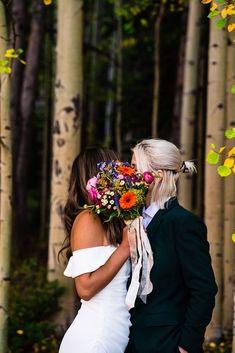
[
  {"x1": 208, "y1": 10, "x2": 220, "y2": 19},
  {"x1": 19, "y1": 59, "x2": 26, "y2": 65},
  {"x1": 17, "y1": 48, "x2": 24, "y2": 54},
  {"x1": 140, "y1": 18, "x2": 148, "y2": 27},
  {"x1": 225, "y1": 128, "x2": 235, "y2": 139},
  {"x1": 210, "y1": 143, "x2": 216, "y2": 149},
  {"x1": 207, "y1": 150, "x2": 220, "y2": 164},
  {"x1": 217, "y1": 165, "x2": 231, "y2": 176},
  {"x1": 216, "y1": 18, "x2": 227, "y2": 28},
  {"x1": 217, "y1": 0, "x2": 225, "y2": 3},
  {"x1": 231, "y1": 84, "x2": 235, "y2": 94}
]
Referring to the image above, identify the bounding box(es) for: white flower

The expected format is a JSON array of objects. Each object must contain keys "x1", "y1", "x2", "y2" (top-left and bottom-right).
[
  {"x1": 120, "y1": 180, "x2": 125, "y2": 185},
  {"x1": 113, "y1": 206, "x2": 117, "y2": 210},
  {"x1": 107, "y1": 205, "x2": 111, "y2": 209},
  {"x1": 110, "y1": 200, "x2": 114, "y2": 205},
  {"x1": 97, "y1": 209, "x2": 100, "y2": 214},
  {"x1": 110, "y1": 192, "x2": 114, "y2": 196}
]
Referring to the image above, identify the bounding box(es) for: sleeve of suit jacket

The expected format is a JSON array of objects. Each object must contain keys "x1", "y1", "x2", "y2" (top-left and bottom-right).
[{"x1": 175, "y1": 213, "x2": 218, "y2": 352}]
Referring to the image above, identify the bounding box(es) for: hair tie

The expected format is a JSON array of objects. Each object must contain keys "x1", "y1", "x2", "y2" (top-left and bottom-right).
[{"x1": 181, "y1": 161, "x2": 188, "y2": 173}]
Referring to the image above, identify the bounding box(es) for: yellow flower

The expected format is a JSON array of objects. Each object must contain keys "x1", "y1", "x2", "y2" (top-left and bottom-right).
[
  {"x1": 16, "y1": 329, "x2": 24, "y2": 335},
  {"x1": 44, "y1": 0, "x2": 52, "y2": 5}
]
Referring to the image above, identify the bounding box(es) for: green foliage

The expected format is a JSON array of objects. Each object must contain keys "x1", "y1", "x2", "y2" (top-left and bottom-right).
[
  {"x1": 206, "y1": 130, "x2": 235, "y2": 176},
  {"x1": 231, "y1": 84, "x2": 235, "y2": 94},
  {"x1": 8, "y1": 258, "x2": 65, "y2": 353},
  {"x1": 0, "y1": 48, "x2": 26, "y2": 74}
]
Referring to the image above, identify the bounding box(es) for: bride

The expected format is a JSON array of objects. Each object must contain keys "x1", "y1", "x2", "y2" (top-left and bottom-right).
[{"x1": 58, "y1": 148, "x2": 131, "y2": 353}]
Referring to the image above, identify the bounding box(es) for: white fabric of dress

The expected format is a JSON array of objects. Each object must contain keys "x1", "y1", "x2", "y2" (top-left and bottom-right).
[{"x1": 58, "y1": 245, "x2": 131, "y2": 353}]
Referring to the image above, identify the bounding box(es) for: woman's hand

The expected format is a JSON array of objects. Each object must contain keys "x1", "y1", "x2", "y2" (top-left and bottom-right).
[{"x1": 178, "y1": 346, "x2": 188, "y2": 353}]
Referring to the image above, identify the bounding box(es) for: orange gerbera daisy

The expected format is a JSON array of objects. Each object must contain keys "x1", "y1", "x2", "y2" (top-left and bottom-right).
[
  {"x1": 119, "y1": 192, "x2": 136, "y2": 209},
  {"x1": 117, "y1": 165, "x2": 135, "y2": 176}
]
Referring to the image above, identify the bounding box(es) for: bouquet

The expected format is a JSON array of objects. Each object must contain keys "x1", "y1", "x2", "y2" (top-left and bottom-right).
[
  {"x1": 84, "y1": 160, "x2": 155, "y2": 310},
  {"x1": 84, "y1": 160, "x2": 155, "y2": 221}
]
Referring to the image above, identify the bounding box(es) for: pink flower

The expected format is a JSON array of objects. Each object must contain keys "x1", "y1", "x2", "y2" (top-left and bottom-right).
[
  {"x1": 86, "y1": 176, "x2": 97, "y2": 191},
  {"x1": 143, "y1": 171, "x2": 154, "y2": 183},
  {"x1": 88, "y1": 188, "x2": 99, "y2": 203}
]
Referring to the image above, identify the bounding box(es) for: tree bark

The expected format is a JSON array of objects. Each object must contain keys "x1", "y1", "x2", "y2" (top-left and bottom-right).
[
  {"x1": 115, "y1": 0, "x2": 122, "y2": 156},
  {"x1": 47, "y1": 0, "x2": 83, "y2": 330},
  {"x1": 178, "y1": 0, "x2": 202, "y2": 210},
  {"x1": 151, "y1": 3, "x2": 164, "y2": 138},
  {"x1": 15, "y1": 0, "x2": 44, "y2": 252},
  {"x1": 205, "y1": 20, "x2": 227, "y2": 340},
  {"x1": 87, "y1": 0, "x2": 100, "y2": 147},
  {"x1": 0, "y1": 1, "x2": 12, "y2": 351},
  {"x1": 222, "y1": 28, "x2": 235, "y2": 336},
  {"x1": 104, "y1": 29, "x2": 115, "y2": 147}
]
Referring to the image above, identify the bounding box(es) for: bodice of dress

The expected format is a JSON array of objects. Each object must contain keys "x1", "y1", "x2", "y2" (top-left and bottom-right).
[{"x1": 64, "y1": 245, "x2": 131, "y2": 303}]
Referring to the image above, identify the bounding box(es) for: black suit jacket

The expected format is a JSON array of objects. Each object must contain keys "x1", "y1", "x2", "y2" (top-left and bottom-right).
[{"x1": 125, "y1": 197, "x2": 218, "y2": 353}]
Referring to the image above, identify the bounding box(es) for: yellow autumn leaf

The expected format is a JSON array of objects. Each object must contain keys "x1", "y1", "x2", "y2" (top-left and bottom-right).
[
  {"x1": 201, "y1": 0, "x2": 212, "y2": 3},
  {"x1": 44, "y1": 0, "x2": 52, "y2": 5},
  {"x1": 232, "y1": 233, "x2": 235, "y2": 243},
  {"x1": 221, "y1": 8, "x2": 227, "y2": 18},
  {"x1": 227, "y1": 8, "x2": 235, "y2": 15},
  {"x1": 210, "y1": 2, "x2": 218, "y2": 11},
  {"x1": 228, "y1": 146, "x2": 235, "y2": 157},
  {"x1": 219, "y1": 146, "x2": 226, "y2": 153},
  {"x1": 224, "y1": 158, "x2": 234, "y2": 168},
  {"x1": 210, "y1": 143, "x2": 216, "y2": 149},
  {"x1": 228, "y1": 23, "x2": 235, "y2": 32},
  {"x1": 232, "y1": 165, "x2": 235, "y2": 173}
]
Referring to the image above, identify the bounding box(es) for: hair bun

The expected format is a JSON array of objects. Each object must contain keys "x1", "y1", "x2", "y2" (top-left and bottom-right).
[{"x1": 180, "y1": 160, "x2": 197, "y2": 175}]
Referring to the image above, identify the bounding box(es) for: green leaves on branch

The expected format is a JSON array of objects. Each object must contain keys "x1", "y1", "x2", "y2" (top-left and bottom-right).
[{"x1": 0, "y1": 48, "x2": 26, "y2": 75}]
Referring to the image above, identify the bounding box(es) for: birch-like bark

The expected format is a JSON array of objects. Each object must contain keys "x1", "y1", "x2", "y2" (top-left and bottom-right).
[
  {"x1": 178, "y1": 0, "x2": 202, "y2": 210},
  {"x1": 47, "y1": 0, "x2": 83, "y2": 329},
  {"x1": 222, "y1": 29, "x2": 235, "y2": 336},
  {"x1": 205, "y1": 20, "x2": 227, "y2": 340},
  {"x1": 0, "y1": 1, "x2": 12, "y2": 351}
]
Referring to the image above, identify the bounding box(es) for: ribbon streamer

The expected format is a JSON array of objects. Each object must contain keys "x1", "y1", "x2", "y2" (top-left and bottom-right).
[{"x1": 125, "y1": 217, "x2": 154, "y2": 310}]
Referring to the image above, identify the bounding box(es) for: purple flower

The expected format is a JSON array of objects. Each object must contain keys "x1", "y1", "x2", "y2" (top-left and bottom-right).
[
  {"x1": 86, "y1": 177, "x2": 97, "y2": 191},
  {"x1": 143, "y1": 172, "x2": 154, "y2": 183}
]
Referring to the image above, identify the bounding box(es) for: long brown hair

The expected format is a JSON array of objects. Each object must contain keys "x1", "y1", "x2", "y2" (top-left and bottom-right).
[{"x1": 58, "y1": 148, "x2": 124, "y2": 261}]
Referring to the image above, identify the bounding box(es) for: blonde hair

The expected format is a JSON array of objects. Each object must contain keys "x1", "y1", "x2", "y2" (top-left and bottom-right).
[{"x1": 132, "y1": 139, "x2": 197, "y2": 209}]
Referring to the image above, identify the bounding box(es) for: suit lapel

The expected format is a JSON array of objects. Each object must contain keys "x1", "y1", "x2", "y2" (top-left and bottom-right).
[{"x1": 146, "y1": 197, "x2": 179, "y2": 238}]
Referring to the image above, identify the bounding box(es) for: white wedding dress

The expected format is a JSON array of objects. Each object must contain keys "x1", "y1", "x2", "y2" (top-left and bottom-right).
[{"x1": 58, "y1": 245, "x2": 131, "y2": 353}]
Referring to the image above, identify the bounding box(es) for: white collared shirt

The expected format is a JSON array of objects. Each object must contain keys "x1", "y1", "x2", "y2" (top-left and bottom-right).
[{"x1": 142, "y1": 202, "x2": 160, "y2": 230}]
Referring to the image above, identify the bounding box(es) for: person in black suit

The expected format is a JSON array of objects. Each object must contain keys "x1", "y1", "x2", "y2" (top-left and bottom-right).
[{"x1": 125, "y1": 139, "x2": 218, "y2": 353}]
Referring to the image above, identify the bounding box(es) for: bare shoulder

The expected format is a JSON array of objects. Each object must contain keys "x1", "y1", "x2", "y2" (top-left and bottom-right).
[{"x1": 71, "y1": 210, "x2": 107, "y2": 251}]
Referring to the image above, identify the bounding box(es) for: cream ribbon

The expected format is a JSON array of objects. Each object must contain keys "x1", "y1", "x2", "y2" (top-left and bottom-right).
[{"x1": 125, "y1": 217, "x2": 154, "y2": 310}]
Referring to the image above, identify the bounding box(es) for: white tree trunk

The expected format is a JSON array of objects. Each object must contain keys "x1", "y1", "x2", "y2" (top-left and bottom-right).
[
  {"x1": 47, "y1": 0, "x2": 83, "y2": 330},
  {"x1": 223, "y1": 29, "x2": 235, "y2": 336},
  {"x1": 178, "y1": 0, "x2": 202, "y2": 210},
  {"x1": 0, "y1": 1, "x2": 12, "y2": 351},
  {"x1": 205, "y1": 20, "x2": 227, "y2": 340}
]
